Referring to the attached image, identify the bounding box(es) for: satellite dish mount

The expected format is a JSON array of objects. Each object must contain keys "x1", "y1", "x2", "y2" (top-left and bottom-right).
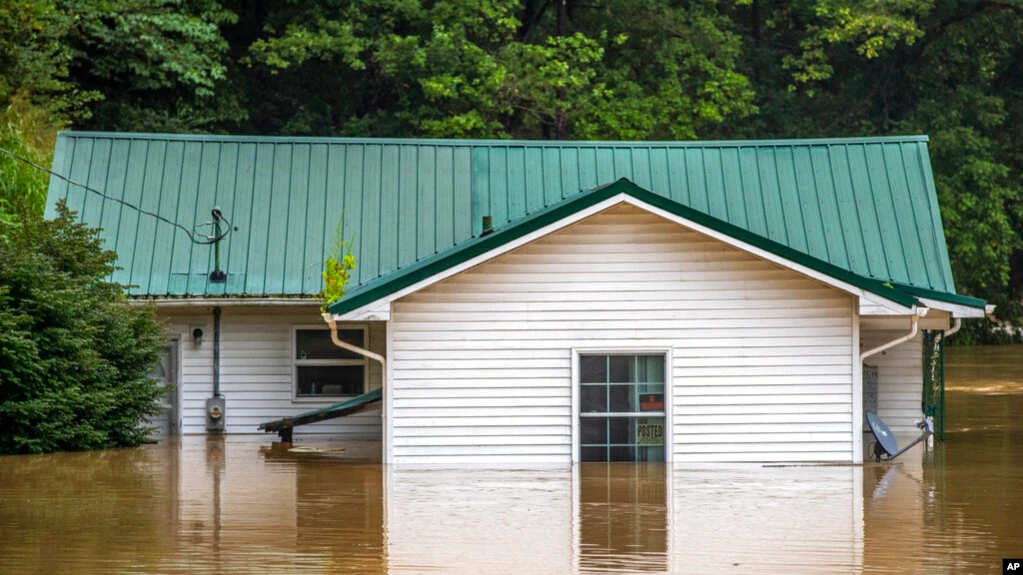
[
  {"x1": 206, "y1": 206, "x2": 227, "y2": 283},
  {"x1": 866, "y1": 411, "x2": 933, "y2": 462}
]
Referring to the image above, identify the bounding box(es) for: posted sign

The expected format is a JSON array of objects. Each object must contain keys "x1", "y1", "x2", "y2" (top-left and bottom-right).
[{"x1": 637, "y1": 423, "x2": 664, "y2": 445}]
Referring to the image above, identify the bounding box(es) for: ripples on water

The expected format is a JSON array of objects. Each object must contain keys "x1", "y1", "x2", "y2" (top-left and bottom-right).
[{"x1": 0, "y1": 346, "x2": 1021, "y2": 574}]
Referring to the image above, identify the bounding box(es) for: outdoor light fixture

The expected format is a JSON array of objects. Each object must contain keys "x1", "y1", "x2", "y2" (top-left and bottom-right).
[{"x1": 192, "y1": 327, "x2": 204, "y2": 347}]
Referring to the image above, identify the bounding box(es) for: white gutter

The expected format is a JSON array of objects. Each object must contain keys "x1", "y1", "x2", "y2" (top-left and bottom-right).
[
  {"x1": 321, "y1": 312, "x2": 387, "y2": 383},
  {"x1": 860, "y1": 311, "x2": 925, "y2": 362}
]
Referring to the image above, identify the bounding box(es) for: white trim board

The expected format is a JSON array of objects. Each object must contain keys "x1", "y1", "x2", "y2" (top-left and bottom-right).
[
  {"x1": 917, "y1": 297, "x2": 986, "y2": 319},
  {"x1": 851, "y1": 304, "x2": 863, "y2": 463}
]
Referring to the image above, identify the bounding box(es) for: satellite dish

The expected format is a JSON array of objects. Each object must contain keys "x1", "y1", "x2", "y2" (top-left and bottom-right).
[
  {"x1": 866, "y1": 411, "x2": 933, "y2": 462},
  {"x1": 866, "y1": 412, "x2": 899, "y2": 458}
]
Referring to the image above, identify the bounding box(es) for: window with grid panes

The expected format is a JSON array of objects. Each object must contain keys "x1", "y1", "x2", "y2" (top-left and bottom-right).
[{"x1": 579, "y1": 354, "x2": 665, "y2": 462}]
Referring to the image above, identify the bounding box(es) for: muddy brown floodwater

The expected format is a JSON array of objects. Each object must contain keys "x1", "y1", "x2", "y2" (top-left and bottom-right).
[{"x1": 1, "y1": 345, "x2": 1021, "y2": 574}]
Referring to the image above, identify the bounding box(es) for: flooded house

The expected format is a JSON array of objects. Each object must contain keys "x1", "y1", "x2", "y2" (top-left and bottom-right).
[{"x1": 45, "y1": 133, "x2": 987, "y2": 464}]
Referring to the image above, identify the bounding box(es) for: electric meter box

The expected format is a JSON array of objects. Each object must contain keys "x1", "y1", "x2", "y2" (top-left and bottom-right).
[{"x1": 206, "y1": 396, "x2": 226, "y2": 431}]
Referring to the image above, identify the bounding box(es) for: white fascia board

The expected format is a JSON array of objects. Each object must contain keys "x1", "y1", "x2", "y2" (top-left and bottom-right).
[
  {"x1": 337, "y1": 302, "x2": 391, "y2": 322},
  {"x1": 330, "y1": 194, "x2": 630, "y2": 321},
  {"x1": 859, "y1": 302, "x2": 911, "y2": 316},
  {"x1": 917, "y1": 297, "x2": 986, "y2": 318},
  {"x1": 858, "y1": 293, "x2": 920, "y2": 316},
  {"x1": 621, "y1": 196, "x2": 919, "y2": 314}
]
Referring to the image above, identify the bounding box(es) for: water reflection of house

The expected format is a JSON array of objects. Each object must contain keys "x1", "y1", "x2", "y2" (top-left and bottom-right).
[
  {"x1": 578, "y1": 464, "x2": 668, "y2": 573},
  {"x1": 384, "y1": 463, "x2": 867, "y2": 574},
  {"x1": 170, "y1": 439, "x2": 386, "y2": 574},
  {"x1": 47, "y1": 133, "x2": 987, "y2": 464},
  {"x1": 862, "y1": 453, "x2": 930, "y2": 575},
  {"x1": 153, "y1": 440, "x2": 878, "y2": 574},
  {"x1": 671, "y1": 465, "x2": 864, "y2": 574}
]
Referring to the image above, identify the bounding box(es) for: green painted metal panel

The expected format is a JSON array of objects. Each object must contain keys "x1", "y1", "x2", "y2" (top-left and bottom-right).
[
  {"x1": 792, "y1": 147, "x2": 826, "y2": 261},
  {"x1": 45, "y1": 132, "x2": 961, "y2": 299},
  {"x1": 809, "y1": 146, "x2": 847, "y2": 269},
  {"x1": 378, "y1": 144, "x2": 400, "y2": 276},
  {"x1": 775, "y1": 146, "x2": 807, "y2": 253},
  {"x1": 361, "y1": 145, "x2": 381, "y2": 279}
]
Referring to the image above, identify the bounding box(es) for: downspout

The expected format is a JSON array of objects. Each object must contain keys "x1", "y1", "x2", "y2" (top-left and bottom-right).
[
  {"x1": 321, "y1": 312, "x2": 386, "y2": 384},
  {"x1": 205, "y1": 306, "x2": 225, "y2": 432},
  {"x1": 926, "y1": 317, "x2": 962, "y2": 357},
  {"x1": 860, "y1": 311, "x2": 924, "y2": 363},
  {"x1": 213, "y1": 306, "x2": 222, "y2": 397},
  {"x1": 923, "y1": 317, "x2": 961, "y2": 379},
  {"x1": 943, "y1": 317, "x2": 962, "y2": 339}
]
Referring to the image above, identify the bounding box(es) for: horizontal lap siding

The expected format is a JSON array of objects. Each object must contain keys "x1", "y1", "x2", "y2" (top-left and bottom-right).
[
  {"x1": 390, "y1": 205, "x2": 855, "y2": 464},
  {"x1": 163, "y1": 307, "x2": 384, "y2": 437},
  {"x1": 673, "y1": 291, "x2": 854, "y2": 462},
  {"x1": 860, "y1": 320, "x2": 923, "y2": 441}
]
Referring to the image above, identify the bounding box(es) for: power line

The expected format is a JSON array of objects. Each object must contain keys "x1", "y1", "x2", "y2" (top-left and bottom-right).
[{"x1": 0, "y1": 146, "x2": 232, "y2": 245}]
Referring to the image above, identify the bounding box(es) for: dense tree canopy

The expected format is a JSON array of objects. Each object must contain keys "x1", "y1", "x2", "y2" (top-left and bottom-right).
[
  {"x1": 1, "y1": 0, "x2": 1022, "y2": 337},
  {"x1": 0, "y1": 201, "x2": 166, "y2": 454}
]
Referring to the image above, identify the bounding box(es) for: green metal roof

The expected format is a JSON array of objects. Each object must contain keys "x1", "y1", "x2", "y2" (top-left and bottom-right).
[
  {"x1": 330, "y1": 179, "x2": 930, "y2": 314},
  {"x1": 45, "y1": 131, "x2": 959, "y2": 299}
]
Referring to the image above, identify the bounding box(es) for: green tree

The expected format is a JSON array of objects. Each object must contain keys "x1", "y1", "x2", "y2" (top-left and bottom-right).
[
  {"x1": 0, "y1": 0, "x2": 76, "y2": 222},
  {"x1": 0, "y1": 200, "x2": 166, "y2": 454},
  {"x1": 237, "y1": 0, "x2": 756, "y2": 139},
  {"x1": 0, "y1": 0, "x2": 244, "y2": 222},
  {"x1": 62, "y1": 0, "x2": 245, "y2": 132},
  {"x1": 0, "y1": 101, "x2": 56, "y2": 223},
  {"x1": 718, "y1": 0, "x2": 1023, "y2": 329}
]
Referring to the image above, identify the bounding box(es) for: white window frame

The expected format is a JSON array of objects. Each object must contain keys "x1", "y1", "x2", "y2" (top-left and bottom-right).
[
  {"x1": 292, "y1": 324, "x2": 369, "y2": 402},
  {"x1": 571, "y1": 348, "x2": 673, "y2": 464}
]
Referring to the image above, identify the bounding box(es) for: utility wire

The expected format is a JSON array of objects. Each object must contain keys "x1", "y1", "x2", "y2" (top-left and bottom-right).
[{"x1": 0, "y1": 146, "x2": 232, "y2": 245}]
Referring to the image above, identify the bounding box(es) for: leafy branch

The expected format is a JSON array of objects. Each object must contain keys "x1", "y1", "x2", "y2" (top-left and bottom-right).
[{"x1": 320, "y1": 223, "x2": 356, "y2": 313}]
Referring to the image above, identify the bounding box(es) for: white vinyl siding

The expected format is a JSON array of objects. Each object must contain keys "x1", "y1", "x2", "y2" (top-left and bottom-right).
[
  {"x1": 162, "y1": 307, "x2": 383, "y2": 437},
  {"x1": 389, "y1": 204, "x2": 856, "y2": 464}
]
